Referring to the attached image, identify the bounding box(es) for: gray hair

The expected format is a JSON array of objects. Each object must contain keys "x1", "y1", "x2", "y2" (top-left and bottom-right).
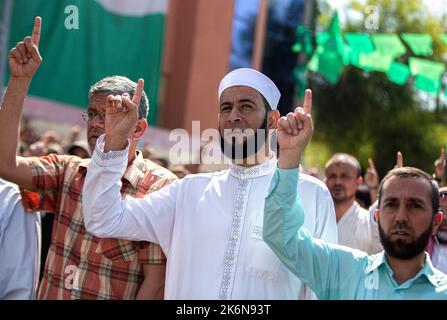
[{"x1": 88, "y1": 75, "x2": 149, "y2": 119}]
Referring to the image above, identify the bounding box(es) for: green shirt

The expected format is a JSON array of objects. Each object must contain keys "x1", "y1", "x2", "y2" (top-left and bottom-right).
[{"x1": 263, "y1": 167, "x2": 447, "y2": 300}]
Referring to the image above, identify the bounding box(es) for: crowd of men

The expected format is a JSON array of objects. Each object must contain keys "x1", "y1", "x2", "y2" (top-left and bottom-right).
[{"x1": 1, "y1": 16, "x2": 447, "y2": 300}]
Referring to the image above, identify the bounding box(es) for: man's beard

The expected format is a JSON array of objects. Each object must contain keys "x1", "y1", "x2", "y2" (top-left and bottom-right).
[
  {"x1": 379, "y1": 219, "x2": 433, "y2": 260},
  {"x1": 219, "y1": 114, "x2": 268, "y2": 162},
  {"x1": 330, "y1": 187, "x2": 353, "y2": 204}
]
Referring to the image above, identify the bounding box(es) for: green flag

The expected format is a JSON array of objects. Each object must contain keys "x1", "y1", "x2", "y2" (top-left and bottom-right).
[
  {"x1": 409, "y1": 57, "x2": 445, "y2": 80},
  {"x1": 414, "y1": 75, "x2": 441, "y2": 94},
  {"x1": 306, "y1": 12, "x2": 347, "y2": 83},
  {"x1": 5, "y1": 0, "x2": 167, "y2": 126},
  {"x1": 318, "y1": 13, "x2": 350, "y2": 65},
  {"x1": 345, "y1": 33, "x2": 375, "y2": 53},
  {"x1": 401, "y1": 33, "x2": 433, "y2": 56},
  {"x1": 293, "y1": 25, "x2": 313, "y2": 56},
  {"x1": 386, "y1": 62, "x2": 410, "y2": 85},
  {"x1": 307, "y1": 46, "x2": 344, "y2": 84},
  {"x1": 344, "y1": 33, "x2": 374, "y2": 67},
  {"x1": 372, "y1": 34, "x2": 406, "y2": 58},
  {"x1": 358, "y1": 51, "x2": 393, "y2": 72}
]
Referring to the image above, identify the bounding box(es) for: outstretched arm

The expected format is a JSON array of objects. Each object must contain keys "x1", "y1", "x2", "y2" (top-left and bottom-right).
[
  {"x1": 0, "y1": 17, "x2": 42, "y2": 190},
  {"x1": 263, "y1": 90, "x2": 364, "y2": 299},
  {"x1": 82, "y1": 80, "x2": 177, "y2": 253}
]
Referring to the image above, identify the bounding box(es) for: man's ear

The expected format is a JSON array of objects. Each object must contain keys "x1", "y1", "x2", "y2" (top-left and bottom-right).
[
  {"x1": 356, "y1": 176, "x2": 364, "y2": 187},
  {"x1": 132, "y1": 119, "x2": 148, "y2": 140},
  {"x1": 268, "y1": 110, "x2": 280, "y2": 129},
  {"x1": 374, "y1": 209, "x2": 379, "y2": 222},
  {"x1": 432, "y1": 211, "x2": 443, "y2": 235}
]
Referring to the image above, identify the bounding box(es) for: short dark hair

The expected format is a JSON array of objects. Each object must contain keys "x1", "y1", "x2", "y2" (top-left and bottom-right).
[
  {"x1": 89, "y1": 75, "x2": 149, "y2": 119},
  {"x1": 378, "y1": 167, "x2": 439, "y2": 216}
]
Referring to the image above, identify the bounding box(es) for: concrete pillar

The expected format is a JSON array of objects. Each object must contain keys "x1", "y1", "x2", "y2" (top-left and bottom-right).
[{"x1": 160, "y1": 0, "x2": 235, "y2": 133}]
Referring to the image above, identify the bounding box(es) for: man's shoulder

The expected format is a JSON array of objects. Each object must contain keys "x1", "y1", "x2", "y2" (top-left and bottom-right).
[
  {"x1": 141, "y1": 159, "x2": 178, "y2": 181},
  {"x1": 298, "y1": 172, "x2": 331, "y2": 195},
  {"x1": 27, "y1": 153, "x2": 85, "y2": 169},
  {"x1": 0, "y1": 178, "x2": 19, "y2": 191},
  {"x1": 354, "y1": 203, "x2": 371, "y2": 221}
]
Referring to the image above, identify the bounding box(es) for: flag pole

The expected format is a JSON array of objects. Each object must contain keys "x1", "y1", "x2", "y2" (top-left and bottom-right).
[{"x1": 252, "y1": 0, "x2": 269, "y2": 71}]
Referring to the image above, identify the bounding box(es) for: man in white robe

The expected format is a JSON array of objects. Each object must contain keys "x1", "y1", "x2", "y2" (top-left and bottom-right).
[{"x1": 82, "y1": 69, "x2": 337, "y2": 299}]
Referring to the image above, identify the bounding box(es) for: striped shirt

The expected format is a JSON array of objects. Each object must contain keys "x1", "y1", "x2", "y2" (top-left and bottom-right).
[{"x1": 20, "y1": 152, "x2": 176, "y2": 299}]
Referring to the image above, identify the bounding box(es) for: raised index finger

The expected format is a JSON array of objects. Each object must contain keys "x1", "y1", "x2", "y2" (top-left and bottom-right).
[
  {"x1": 132, "y1": 78, "x2": 144, "y2": 105},
  {"x1": 396, "y1": 151, "x2": 403, "y2": 168},
  {"x1": 32, "y1": 16, "x2": 42, "y2": 46},
  {"x1": 303, "y1": 89, "x2": 312, "y2": 115},
  {"x1": 441, "y1": 148, "x2": 445, "y2": 161},
  {"x1": 368, "y1": 158, "x2": 376, "y2": 171}
]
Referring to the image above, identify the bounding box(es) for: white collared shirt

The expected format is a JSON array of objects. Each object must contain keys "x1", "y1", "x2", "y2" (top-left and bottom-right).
[
  {"x1": 82, "y1": 135, "x2": 337, "y2": 299},
  {"x1": 432, "y1": 239, "x2": 447, "y2": 274},
  {"x1": 0, "y1": 179, "x2": 41, "y2": 300},
  {"x1": 338, "y1": 202, "x2": 382, "y2": 254}
]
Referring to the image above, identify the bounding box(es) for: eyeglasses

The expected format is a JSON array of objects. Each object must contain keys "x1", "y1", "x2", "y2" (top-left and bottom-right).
[{"x1": 82, "y1": 111, "x2": 105, "y2": 122}]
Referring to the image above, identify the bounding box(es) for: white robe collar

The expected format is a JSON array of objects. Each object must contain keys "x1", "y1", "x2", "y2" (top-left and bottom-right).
[{"x1": 229, "y1": 152, "x2": 277, "y2": 180}]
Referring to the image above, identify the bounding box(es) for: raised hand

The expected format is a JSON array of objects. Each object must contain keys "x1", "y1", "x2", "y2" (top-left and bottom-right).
[
  {"x1": 434, "y1": 148, "x2": 445, "y2": 181},
  {"x1": 277, "y1": 89, "x2": 314, "y2": 168},
  {"x1": 8, "y1": 16, "x2": 42, "y2": 79},
  {"x1": 365, "y1": 158, "x2": 379, "y2": 189},
  {"x1": 394, "y1": 151, "x2": 403, "y2": 169},
  {"x1": 104, "y1": 79, "x2": 144, "y2": 151}
]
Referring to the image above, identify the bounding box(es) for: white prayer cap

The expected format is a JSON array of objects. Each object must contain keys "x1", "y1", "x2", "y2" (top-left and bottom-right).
[{"x1": 218, "y1": 68, "x2": 281, "y2": 110}]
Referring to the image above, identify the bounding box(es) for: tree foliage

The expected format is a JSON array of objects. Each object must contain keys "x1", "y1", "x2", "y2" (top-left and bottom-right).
[{"x1": 308, "y1": 0, "x2": 447, "y2": 177}]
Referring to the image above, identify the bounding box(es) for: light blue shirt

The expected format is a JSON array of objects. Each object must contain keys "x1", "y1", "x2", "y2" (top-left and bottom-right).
[
  {"x1": 0, "y1": 179, "x2": 40, "y2": 300},
  {"x1": 263, "y1": 167, "x2": 447, "y2": 300}
]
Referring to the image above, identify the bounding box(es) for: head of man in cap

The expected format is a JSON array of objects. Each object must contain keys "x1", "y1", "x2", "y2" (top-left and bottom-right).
[{"x1": 218, "y1": 68, "x2": 281, "y2": 165}]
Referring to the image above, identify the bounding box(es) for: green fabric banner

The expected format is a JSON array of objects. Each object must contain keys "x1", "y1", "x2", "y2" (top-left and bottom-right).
[
  {"x1": 317, "y1": 13, "x2": 350, "y2": 65},
  {"x1": 306, "y1": 13, "x2": 347, "y2": 83},
  {"x1": 372, "y1": 34, "x2": 406, "y2": 58},
  {"x1": 358, "y1": 51, "x2": 393, "y2": 72},
  {"x1": 5, "y1": 0, "x2": 167, "y2": 125},
  {"x1": 402, "y1": 33, "x2": 433, "y2": 56},
  {"x1": 415, "y1": 75, "x2": 441, "y2": 94},
  {"x1": 307, "y1": 46, "x2": 344, "y2": 84},
  {"x1": 386, "y1": 62, "x2": 411, "y2": 85},
  {"x1": 409, "y1": 57, "x2": 445, "y2": 80},
  {"x1": 344, "y1": 33, "x2": 374, "y2": 67},
  {"x1": 345, "y1": 33, "x2": 374, "y2": 53}
]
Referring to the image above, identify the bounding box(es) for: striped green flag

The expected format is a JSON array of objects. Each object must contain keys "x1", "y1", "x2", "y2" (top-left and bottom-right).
[{"x1": 2, "y1": 0, "x2": 167, "y2": 125}]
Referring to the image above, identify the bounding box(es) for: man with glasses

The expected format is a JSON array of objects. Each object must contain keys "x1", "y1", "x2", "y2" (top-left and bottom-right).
[
  {"x1": 0, "y1": 17, "x2": 176, "y2": 299},
  {"x1": 324, "y1": 153, "x2": 382, "y2": 254}
]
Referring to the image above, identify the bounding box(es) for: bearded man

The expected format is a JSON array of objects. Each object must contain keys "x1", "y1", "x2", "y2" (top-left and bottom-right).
[{"x1": 82, "y1": 68, "x2": 337, "y2": 299}]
